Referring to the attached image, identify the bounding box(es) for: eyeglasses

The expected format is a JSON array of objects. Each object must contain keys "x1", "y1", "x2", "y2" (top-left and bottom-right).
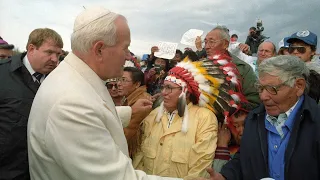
[
  {"x1": 160, "y1": 85, "x2": 182, "y2": 93},
  {"x1": 254, "y1": 81, "x2": 288, "y2": 95},
  {"x1": 118, "y1": 77, "x2": 132, "y2": 83},
  {"x1": 288, "y1": 46, "x2": 306, "y2": 54},
  {"x1": 106, "y1": 83, "x2": 118, "y2": 89},
  {"x1": 203, "y1": 39, "x2": 223, "y2": 47}
]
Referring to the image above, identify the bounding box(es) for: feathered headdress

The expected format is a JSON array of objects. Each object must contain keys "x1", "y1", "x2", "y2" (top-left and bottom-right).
[{"x1": 156, "y1": 51, "x2": 250, "y2": 134}]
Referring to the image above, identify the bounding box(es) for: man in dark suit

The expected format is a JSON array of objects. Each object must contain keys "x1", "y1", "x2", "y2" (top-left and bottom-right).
[{"x1": 0, "y1": 28, "x2": 63, "y2": 180}]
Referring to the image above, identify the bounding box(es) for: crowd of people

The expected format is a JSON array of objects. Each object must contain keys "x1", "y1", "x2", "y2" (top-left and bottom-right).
[{"x1": 0, "y1": 6, "x2": 320, "y2": 180}]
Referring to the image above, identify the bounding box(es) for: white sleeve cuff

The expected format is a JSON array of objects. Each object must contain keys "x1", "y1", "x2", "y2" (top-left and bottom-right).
[{"x1": 116, "y1": 106, "x2": 132, "y2": 128}]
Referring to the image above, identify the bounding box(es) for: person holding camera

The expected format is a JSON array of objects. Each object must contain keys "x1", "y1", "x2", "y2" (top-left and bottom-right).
[
  {"x1": 245, "y1": 27, "x2": 261, "y2": 55},
  {"x1": 245, "y1": 20, "x2": 268, "y2": 56},
  {"x1": 144, "y1": 46, "x2": 169, "y2": 96}
]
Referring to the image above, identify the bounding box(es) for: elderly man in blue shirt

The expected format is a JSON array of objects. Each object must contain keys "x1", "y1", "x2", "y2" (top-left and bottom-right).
[{"x1": 207, "y1": 55, "x2": 320, "y2": 180}]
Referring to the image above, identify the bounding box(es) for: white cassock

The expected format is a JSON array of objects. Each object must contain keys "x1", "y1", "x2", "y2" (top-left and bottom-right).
[{"x1": 27, "y1": 52, "x2": 180, "y2": 180}]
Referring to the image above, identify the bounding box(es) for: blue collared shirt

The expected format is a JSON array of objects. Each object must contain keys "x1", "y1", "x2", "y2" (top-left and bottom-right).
[{"x1": 265, "y1": 96, "x2": 304, "y2": 180}]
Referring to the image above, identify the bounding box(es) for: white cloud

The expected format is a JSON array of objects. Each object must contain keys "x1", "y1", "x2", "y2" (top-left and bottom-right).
[{"x1": 0, "y1": 0, "x2": 319, "y2": 56}]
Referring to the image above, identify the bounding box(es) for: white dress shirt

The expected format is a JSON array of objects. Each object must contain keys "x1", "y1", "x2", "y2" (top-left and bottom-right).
[{"x1": 23, "y1": 55, "x2": 45, "y2": 83}]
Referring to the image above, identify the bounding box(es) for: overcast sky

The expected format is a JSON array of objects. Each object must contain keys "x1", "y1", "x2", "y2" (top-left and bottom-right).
[{"x1": 0, "y1": 0, "x2": 319, "y2": 56}]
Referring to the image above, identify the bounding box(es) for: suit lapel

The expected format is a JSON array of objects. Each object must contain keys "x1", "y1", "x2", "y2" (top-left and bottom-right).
[
  {"x1": 20, "y1": 65, "x2": 39, "y2": 93},
  {"x1": 10, "y1": 53, "x2": 39, "y2": 94},
  {"x1": 257, "y1": 112, "x2": 269, "y2": 172},
  {"x1": 284, "y1": 110, "x2": 303, "y2": 175}
]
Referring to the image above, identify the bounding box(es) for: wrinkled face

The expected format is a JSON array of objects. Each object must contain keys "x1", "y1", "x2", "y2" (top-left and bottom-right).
[
  {"x1": 106, "y1": 81, "x2": 120, "y2": 98},
  {"x1": 27, "y1": 39, "x2": 62, "y2": 74},
  {"x1": 230, "y1": 113, "x2": 246, "y2": 145},
  {"x1": 205, "y1": 30, "x2": 229, "y2": 56},
  {"x1": 154, "y1": 58, "x2": 167, "y2": 69},
  {"x1": 161, "y1": 81, "x2": 182, "y2": 112},
  {"x1": 0, "y1": 49, "x2": 13, "y2": 60},
  {"x1": 118, "y1": 71, "x2": 139, "y2": 97},
  {"x1": 289, "y1": 41, "x2": 315, "y2": 62},
  {"x1": 101, "y1": 18, "x2": 131, "y2": 79},
  {"x1": 258, "y1": 73, "x2": 304, "y2": 116},
  {"x1": 257, "y1": 42, "x2": 275, "y2": 64}
]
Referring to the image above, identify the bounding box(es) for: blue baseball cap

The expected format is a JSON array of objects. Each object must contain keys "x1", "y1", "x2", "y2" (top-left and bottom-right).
[{"x1": 286, "y1": 30, "x2": 317, "y2": 47}]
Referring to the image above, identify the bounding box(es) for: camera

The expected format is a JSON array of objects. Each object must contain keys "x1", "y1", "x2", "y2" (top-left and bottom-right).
[
  {"x1": 154, "y1": 64, "x2": 163, "y2": 74},
  {"x1": 255, "y1": 19, "x2": 264, "y2": 36}
]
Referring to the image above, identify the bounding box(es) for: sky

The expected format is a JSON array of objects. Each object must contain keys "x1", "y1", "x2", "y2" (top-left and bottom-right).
[{"x1": 0, "y1": 0, "x2": 319, "y2": 57}]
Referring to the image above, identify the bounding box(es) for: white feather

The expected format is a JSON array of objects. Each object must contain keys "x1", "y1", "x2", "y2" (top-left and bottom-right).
[
  {"x1": 224, "y1": 116, "x2": 228, "y2": 124},
  {"x1": 155, "y1": 102, "x2": 164, "y2": 123},
  {"x1": 181, "y1": 104, "x2": 188, "y2": 133},
  {"x1": 227, "y1": 71, "x2": 236, "y2": 77},
  {"x1": 199, "y1": 94, "x2": 209, "y2": 103},
  {"x1": 217, "y1": 60, "x2": 228, "y2": 65},
  {"x1": 194, "y1": 74, "x2": 206, "y2": 84},
  {"x1": 230, "y1": 76, "x2": 238, "y2": 84},
  {"x1": 199, "y1": 84, "x2": 213, "y2": 93},
  {"x1": 223, "y1": 66, "x2": 233, "y2": 72},
  {"x1": 212, "y1": 55, "x2": 220, "y2": 59},
  {"x1": 231, "y1": 94, "x2": 240, "y2": 102}
]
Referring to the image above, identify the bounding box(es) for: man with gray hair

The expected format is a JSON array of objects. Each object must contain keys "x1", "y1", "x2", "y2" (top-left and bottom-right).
[
  {"x1": 209, "y1": 55, "x2": 320, "y2": 180},
  {"x1": 203, "y1": 26, "x2": 260, "y2": 106},
  {"x1": 27, "y1": 7, "x2": 210, "y2": 180}
]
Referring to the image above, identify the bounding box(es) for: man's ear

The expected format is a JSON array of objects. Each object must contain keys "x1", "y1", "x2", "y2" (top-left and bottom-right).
[
  {"x1": 223, "y1": 40, "x2": 230, "y2": 50},
  {"x1": 311, "y1": 49, "x2": 316, "y2": 56},
  {"x1": 92, "y1": 41, "x2": 105, "y2": 57},
  {"x1": 295, "y1": 78, "x2": 306, "y2": 96},
  {"x1": 27, "y1": 44, "x2": 36, "y2": 55},
  {"x1": 135, "y1": 82, "x2": 141, "y2": 88}
]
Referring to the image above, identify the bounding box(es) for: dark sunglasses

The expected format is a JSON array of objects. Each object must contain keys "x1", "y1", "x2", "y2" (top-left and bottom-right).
[
  {"x1": 106, "y1": 83, "x2": 118, "y2": 89},
  {"x1": 288, "y1": 46, "x2": 306, "y2": 54}
]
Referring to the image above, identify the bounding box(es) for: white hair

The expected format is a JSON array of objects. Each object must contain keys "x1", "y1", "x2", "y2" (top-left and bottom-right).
[
  {"x1": 212, "y1": 25, "x2": 230, "y2": 42},
  {"x1": 71, "y1": 12, "x2": 120, "y2": 53},
  {"x1": 258, "y1": 55, "x2": 310, "y2": 92}
]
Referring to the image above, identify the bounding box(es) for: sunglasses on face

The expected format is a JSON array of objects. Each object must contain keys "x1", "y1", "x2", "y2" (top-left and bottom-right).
[
  {"x1": 288, "y1": 46, "x2": 306, "y2": 54},
  {"x1": 106, "y1": 83, "x2": 118, "y2": 89}
]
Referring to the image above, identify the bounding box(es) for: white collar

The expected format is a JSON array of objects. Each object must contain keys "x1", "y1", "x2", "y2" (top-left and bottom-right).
[
  {"x1": 284, "y1": 97, "x2": 300, "y2": 118},
  {"x1": 23, "y1": 54, "x2": 36, "y2": 75},
  {"x1": 266, "y1": 97, "x2": 300, "y2": 118}
]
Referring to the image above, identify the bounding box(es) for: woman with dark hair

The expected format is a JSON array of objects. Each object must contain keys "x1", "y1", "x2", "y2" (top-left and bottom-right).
[{"x1": 133, "y1": 61, "x2": 219, "y2": 179}]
